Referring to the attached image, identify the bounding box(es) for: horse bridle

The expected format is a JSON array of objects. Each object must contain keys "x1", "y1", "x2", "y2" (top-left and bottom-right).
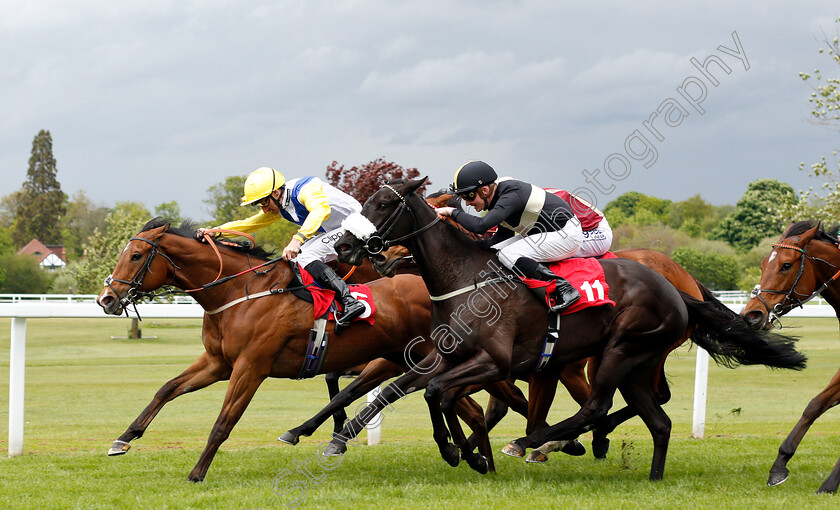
[
  {"x1": 750, "y1": 241, "x2": 839, "y2": 326},
  {"x1": 103, "y1": 236, "x2": 178, "y2": 317},
  {"x1": 361, "y1": 184, "x2": 440, "y2": 255}
]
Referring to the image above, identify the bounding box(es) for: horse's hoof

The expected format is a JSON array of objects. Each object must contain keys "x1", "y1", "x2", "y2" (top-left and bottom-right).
[
  {"x1": 322, "y1": 442, "x2": 346, "y2": 457},
  {"x1": 767, "y1": 468, "x2": 789, "y2": 487},
  {"x1": 501, "y1": 442, "x2": 525, "y2": 458},
  {"x1": 441, "y1": 444, "x2": 460, "y2": 467},
  {"x1": 187, "y1": 473, "x2": 204, "y2": 483},
  {"x1": 816, "y1": 482, "x2": 838, "y2": 494},
  {"x1": 592, "y1": 437, "x2": 610, "y2": 459},
  {"x1": 526, "y1": 450, "x2": 549, "y2": 463},
  {"x1": 561, "y1": 439, "x2": 586, "y2": 457},
  {"x1": 467, "y1": 455, "x2": 489, "y2": 474},
  {"x1": 277, "y1": 431, "x2": 300, "y2": 445},
  {"x1": 108, "y1": 439, "x2": 131, "y2": 456}
]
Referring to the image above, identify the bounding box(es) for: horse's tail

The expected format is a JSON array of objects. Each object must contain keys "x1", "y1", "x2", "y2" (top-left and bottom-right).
[{"x1": 680, "y1": 288, "x2": 807, "y2": 370}]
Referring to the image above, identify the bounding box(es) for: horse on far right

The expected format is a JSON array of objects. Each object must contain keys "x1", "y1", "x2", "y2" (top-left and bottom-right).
[{"x1": 742, "y1": 220, "x2": 840, "y2": 493}]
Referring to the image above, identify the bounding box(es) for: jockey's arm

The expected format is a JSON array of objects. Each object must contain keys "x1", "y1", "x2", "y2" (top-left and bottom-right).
[
  {"x1": 214, "y1": 211, "x2": 278, "y2": 237},
  {"x1": 451, "y1": 193, "x2": 516, "y2": 234},
  {"x1": 294, "y1": 180, "x2": 332, "y2": 243}
]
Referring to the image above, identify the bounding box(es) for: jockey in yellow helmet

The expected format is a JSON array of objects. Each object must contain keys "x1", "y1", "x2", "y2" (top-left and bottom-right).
[{"x1": 199, "y1": 166, "x2": 367, "y2": 325}]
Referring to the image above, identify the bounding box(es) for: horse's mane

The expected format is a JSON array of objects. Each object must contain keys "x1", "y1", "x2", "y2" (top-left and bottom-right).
[
  {"x1": 140, "y1": 217, "x2": 277, "y2": 260},
  {"x1": 387, "y1": 183, "x2": 494, "y2": 252},
  {"x1": 782, "y1": 220, "x2": 840, "y2": 245}
]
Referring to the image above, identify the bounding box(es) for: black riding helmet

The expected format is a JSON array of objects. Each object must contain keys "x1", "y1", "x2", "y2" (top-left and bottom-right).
[{"x1": 450, "y1": 161, "x2": 498, "y2": 195}]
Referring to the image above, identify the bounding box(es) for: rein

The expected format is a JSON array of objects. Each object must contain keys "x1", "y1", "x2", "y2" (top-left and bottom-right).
[{"x1": 750, "y1": 241, "x2": 840, "y2": 326}]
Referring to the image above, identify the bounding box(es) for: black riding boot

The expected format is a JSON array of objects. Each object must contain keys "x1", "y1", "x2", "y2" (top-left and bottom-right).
[
  {"x1": 305, "y1": 261, "x2": 367, "y2": 325},
  {"x1": 514, "y1": 258, "x2": 581, "y2": 312}
]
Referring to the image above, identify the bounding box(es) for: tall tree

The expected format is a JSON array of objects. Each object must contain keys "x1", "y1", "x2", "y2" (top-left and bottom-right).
[
  {"x1": 11, "y1": 130, "x2": 67, "y2": 247},
  {"x1": 713, "y1": 179, "x2": 797, "y2": 250},
  {"x1": 325, "y1": 157, "x2": 428, "y2": 204}
]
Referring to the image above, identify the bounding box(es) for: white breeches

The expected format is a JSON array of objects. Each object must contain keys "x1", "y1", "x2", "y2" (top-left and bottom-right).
[
  {"x1": 295, "y1": 227, "x2": 346, "y2": 268},
  {"x1": 494, "y1": 219, "x2": 584, "y2": 270},
  {"x1": 573, "y1": 218, "x2": 613, "y2": 258}
]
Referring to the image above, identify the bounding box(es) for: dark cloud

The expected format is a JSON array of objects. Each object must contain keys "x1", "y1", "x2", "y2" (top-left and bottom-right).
[{"x1": 0, "y1": 1, "x2": 837, "y2": 220}]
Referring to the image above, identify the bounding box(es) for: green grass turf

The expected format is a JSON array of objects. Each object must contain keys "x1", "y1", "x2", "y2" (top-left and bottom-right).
[{"x1": 0, "y1": 317, "x2": 839, "y2": 509}]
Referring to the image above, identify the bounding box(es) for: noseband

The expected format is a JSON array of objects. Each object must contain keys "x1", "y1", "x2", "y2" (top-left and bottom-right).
[
  {"x1": 103, "y1": 236, "x2": 178, "y2": 317},
  {"x1": 750, "y1": 241, "x2": 839, "y2": 326},
  {"x1": 361, "y1": 184, "x2": 440, "y2": 255}
]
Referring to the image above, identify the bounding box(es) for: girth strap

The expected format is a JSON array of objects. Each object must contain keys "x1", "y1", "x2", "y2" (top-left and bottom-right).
[
  {"x1": 536, "y1": 313, "x2": 561, "y2": 372},
  {"x1": 297, "y1": 318, "x2": 330, "y2": 379}
]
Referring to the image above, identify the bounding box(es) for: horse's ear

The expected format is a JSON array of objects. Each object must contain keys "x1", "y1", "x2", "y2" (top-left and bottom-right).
[
  {"x1": 147, "y1": 224, "x2": 169, "y2": 240},
  {"x1": 405, "y1": 176, "x2": 428, "y2": 195},
  {"x1": 802, "y1": 223, "x2": 821, "y2": 243}
]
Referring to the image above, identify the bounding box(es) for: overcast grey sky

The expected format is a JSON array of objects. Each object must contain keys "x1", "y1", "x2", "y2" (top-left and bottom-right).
[{"x1": 1, "y1": 1, "x2": 838, "y2": 221}]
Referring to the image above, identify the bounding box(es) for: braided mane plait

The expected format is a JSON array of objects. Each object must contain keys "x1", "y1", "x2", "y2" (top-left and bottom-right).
[
  {"x1": 782, "y1": 220, "x2": 840, "y2": 245},
  {"x1": 140, "y1": 217, "x2": 276, "y2": 260}
]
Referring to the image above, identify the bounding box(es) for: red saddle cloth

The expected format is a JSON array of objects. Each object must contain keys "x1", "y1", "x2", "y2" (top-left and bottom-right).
[
  {"x1": 297, "y1": 267, "x2": 376, "y2": 325},
  {"x1": 523, "y1": 253, "x2": 617, "y2": 315}
]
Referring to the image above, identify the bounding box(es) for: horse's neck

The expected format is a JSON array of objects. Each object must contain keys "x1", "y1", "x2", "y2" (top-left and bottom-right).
[
  {"x1": 808, "y1": 240, "x2": 840, "y2": 312},
  {"x1": 407, "y1": 220, "x2": 501, "y2": 297},
  {"x1": 164, "y1": 237, "x2": 292, "y2": 308}
]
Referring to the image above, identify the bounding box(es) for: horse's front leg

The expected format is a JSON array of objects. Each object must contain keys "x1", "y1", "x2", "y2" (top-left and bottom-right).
[
  {"x1": 188, "y1": 359, "x2": 270, "y2": 482},
  {"x1": 769, "y1": 369, "x2": 840, "y2": 487},
  {"x1": 425, "y1": 350, "x2": 507, "y2": 474},
  {"x1": 108, "y1": 352, "x2": 230, "y2": 456}
]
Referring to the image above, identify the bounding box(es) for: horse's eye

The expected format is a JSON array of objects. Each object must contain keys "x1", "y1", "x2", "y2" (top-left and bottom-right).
[
  {"x1": 377, "y1": 202, "x2": 389, "y2": 210},
  {"x1": 780, "y1": 262, "x2": 793, "y2": 271},
  {"x1": 131, "y1": 253, "x2": 143, "y2": 262}
]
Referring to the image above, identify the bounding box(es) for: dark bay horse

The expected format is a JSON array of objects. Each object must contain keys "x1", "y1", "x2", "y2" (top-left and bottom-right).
[
  {"x1": 742, "y1": 220, "x2": 840, "y2": 493},
  {"x1": 331, "y1": 177, "x2": 806, "y2": 481},
  {"x1": 96, "y1": 218, "x2": 522, "y2": 480},
  {"x1": 369, "y1": 190, "x2": 706, "y2": 462},
  {"x1": 374, "y1": 242, "x2": 706, "y2": 462}
]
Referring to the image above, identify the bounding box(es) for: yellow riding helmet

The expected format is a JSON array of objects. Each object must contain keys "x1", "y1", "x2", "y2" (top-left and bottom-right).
[{"x1": 240, "y1": 167, "x2": 286, "y2": 206}]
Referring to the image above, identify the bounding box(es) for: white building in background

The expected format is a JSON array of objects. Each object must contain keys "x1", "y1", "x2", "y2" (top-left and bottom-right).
[{"x1": 17, "y1": 239, "x2": 67, "y2": 271}]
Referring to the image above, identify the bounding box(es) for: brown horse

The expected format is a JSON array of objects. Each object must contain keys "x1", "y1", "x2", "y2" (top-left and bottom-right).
[
  {"x1": 742, "y1": 220, "x2": 840, "y2": 493},
  {"x1": 96, "y1": 218, "x2": 526, "y2": 480},
  {"x1": 330, "y1": 177, "x2": 806, "y2": 481}
]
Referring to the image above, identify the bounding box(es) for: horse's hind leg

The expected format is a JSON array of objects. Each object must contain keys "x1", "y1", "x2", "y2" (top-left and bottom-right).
[
  {"x1": 618, "y1": 363, "x2": 672, "y2": 481},
  {"x1": 325, "y1": 370, "x2": 349, "y2": 435},
  {"x1": 279, "y1": 359, "x2": 403, "y2": 445},
  {"x1": 466, "y1": 379, "x2": 529, "y2": 450},
  {"x1": 589, "y1": 360, "x2": 672, "y2": 459},
  {"x1": 325, "y1": 352, "x2": 447, "y2": 457},
  {"x1": 449, "y1": 393, "x2": 494, "y2": 473},
  {"x1": 769, "y1": 368, "x2": 840, "y2": 487},
  {"x1": 817, "y1": 455, "x2": 840, "y2": 494},
  {"x1": 108, "y1": 352, "x2": 230, "y2": 456}
]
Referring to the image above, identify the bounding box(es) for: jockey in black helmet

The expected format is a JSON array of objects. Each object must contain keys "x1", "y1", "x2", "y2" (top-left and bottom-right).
[{"x1": 436, "y1": 160, "x2": 583, "y2": 312}]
